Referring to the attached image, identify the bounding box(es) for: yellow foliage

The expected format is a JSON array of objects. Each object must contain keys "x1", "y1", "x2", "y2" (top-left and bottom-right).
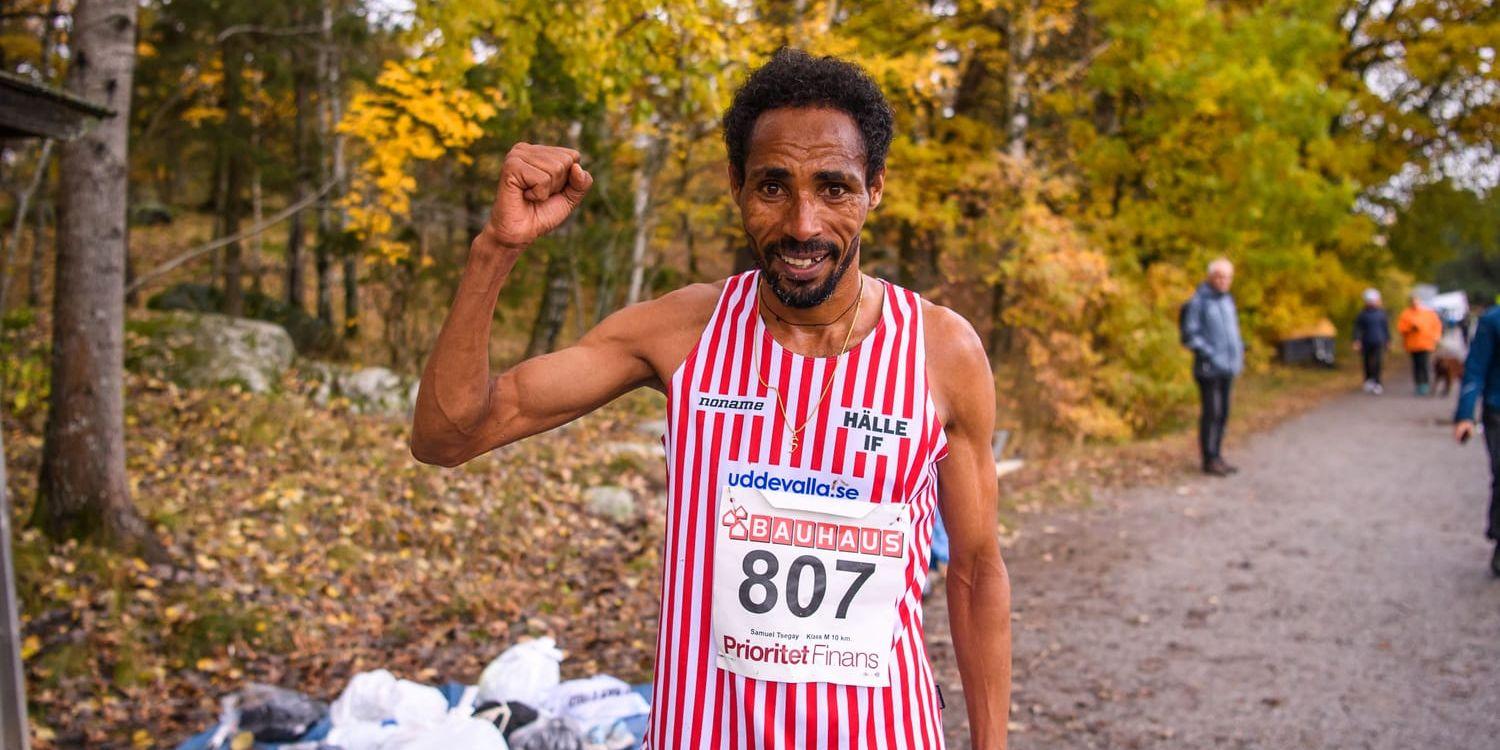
[{"x1": 340, "y1": 58, "x2": 498, "y2": 264}]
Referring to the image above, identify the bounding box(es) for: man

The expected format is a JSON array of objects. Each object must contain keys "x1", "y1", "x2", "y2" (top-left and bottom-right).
[
  {"x1": 410, "y1": 49, "x2": 1011, "y2": 749},
  {"x1": 1352, "y1": 288, "x2": 1390, "y2": 394},
  {"x1": 1397, "y1": 293, "x2": 1442, "y2": 396},
  {"x1": 1180, "y1": 258, "x2": 1245, "y2": 477},
  {"x1": 1454, "y1": 301, "x2": 1500, "y2": 577}
]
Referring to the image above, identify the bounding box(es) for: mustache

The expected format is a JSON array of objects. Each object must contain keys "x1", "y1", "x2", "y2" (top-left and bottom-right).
[{"x1": 763, "y1": 237, "x2": 840, "y2": 257}]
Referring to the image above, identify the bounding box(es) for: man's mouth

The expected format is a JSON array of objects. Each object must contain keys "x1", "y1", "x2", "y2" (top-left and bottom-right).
[{"x1": 777, "y1": 252, "x2": 830, "y2": 270}]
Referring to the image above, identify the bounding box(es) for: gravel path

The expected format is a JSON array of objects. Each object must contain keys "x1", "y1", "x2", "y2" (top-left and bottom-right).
[{"x1": 928, "y1": 382, "x2": 1500, "y2": 749}]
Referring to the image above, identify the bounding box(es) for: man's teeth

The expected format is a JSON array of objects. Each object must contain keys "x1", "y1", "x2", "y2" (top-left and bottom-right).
[{"x1": 780, "y1": 254, "x2": 826, "y2": 269}]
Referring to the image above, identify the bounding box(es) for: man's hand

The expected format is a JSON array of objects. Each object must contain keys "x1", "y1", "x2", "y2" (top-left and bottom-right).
[
  {"x1": 1456, "y1": 420, "x2": 1475, "y2": 444},
  {"x1": 486, "y1": 143, "x2": 594, "y2": 250},
  {"x1": 1352, "y1": 340, "x2": 1362, "y2": 352}
]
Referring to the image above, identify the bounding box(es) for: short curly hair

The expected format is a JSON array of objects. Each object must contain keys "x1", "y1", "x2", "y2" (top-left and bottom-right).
[{"x1": 723, "y1": 48, "x2": 894, "y2": 188}]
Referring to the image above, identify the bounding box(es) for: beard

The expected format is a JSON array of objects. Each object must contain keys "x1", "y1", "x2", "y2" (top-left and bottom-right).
[{"x1": 753, "y1": 236, "x2": 859, "y2": 309}]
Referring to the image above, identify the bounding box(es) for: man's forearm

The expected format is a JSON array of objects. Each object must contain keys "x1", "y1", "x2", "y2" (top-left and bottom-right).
[
  {"x1": 948, "y1": 555, "x2": 1012, "y2": 750},
  {"x1": 414, "y1": 230, "x2": 523, "y2": 453}
]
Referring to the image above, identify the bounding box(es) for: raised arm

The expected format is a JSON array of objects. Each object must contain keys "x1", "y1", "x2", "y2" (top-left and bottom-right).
[
  {"x1": 411, "y1": 143, "x2": 654, "y2": 467},
  {"x1": 928, "y1": 305, "x2": 1011, "y2": 750}
]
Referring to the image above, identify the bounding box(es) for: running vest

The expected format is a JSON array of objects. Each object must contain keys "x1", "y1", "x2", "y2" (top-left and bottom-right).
[{"x1": 647, "y1": 270, "x2": 949, "y2": 750}]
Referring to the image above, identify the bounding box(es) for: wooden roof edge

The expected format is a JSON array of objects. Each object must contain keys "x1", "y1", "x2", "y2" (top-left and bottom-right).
[{"x1": 0, "y1": 69, "x2": 115, "y2": 119}]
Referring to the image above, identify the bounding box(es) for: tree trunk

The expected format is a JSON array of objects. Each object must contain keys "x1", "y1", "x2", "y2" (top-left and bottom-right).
[
  {"x1": 220, "y1": 41, "x2": 246, "y2": 317},
  {"x1": 342, "y1": 252, "x2": 358, "y2": 339},
  {"x1": 285, "y1": 63, "x2": 311, "y2": 311},
  {"x1": 625, "y1": 134, "x2": 664, "y2": 305},
  {"x1": 1, "y1": 139, "x2": 53, "y2": 313},
  {"x1": 316, "y1": 0, "x2": 348, "y2": 334},
  {"x1": 26, "y1": 198, "x2": 47, "y2": 308},
  {"x1": 34, "y1": 0, "x2": 165, "y2": 562},
  {"x1": 526, "y1": 247, "x2": 573, "y2": 358},
  {"x1": 315, "y1": 238, "x2": 333, "y2": 325},
  {"x1": 1004, "y1": 1, "x2": 1037, "y2": 162},
  {"x1": 249, "y1": 101, "x2": 264, "y2": 298},
  {"x1": 1, "y1": 423, "x2": 29, "y2": 750}
]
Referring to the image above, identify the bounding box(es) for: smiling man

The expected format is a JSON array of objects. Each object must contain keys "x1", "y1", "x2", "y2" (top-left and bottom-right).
[{"x1": 411, "y1": 49, "x2": 1011, "y2": 749}]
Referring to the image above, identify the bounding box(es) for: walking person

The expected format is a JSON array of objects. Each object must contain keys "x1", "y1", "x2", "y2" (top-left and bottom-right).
[
  {"x1": 410, "y1": 50, "x2": 1011, "y2": 748},
  {"x1": 1397, "y1": 293, "x2": 1442, "y2": 396},
  {"x1": 1180, "y1": 258, "x2": 1245, "y2": 477},
  {"x1": 1353, "y1": 288, "x2": 1390, "y2": 394},
  {"x1": 1452, "y1": 301, "x2": 1500, "y2": 577}
]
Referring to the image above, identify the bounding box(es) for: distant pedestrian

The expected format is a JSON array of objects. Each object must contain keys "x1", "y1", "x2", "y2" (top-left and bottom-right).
[
  {"x1": 1397, "y1": 293, "x2": 1442, "y2": 396},
  {"x1": 1181, "y1": 258, "x2": 1245, "y2": 477},
  {"x1": 1352, "y1": 288, "x2": 1390, "y2": 394},
  {"x1": 1435, "y1": 324, "x2": 1468, "y2": 397},
  {"x1": 1452, "y1": 302, "x2": 1500, "y2": 577}
]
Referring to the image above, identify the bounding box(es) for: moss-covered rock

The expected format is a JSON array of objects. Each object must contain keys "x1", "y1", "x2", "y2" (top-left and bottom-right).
[{"x1": 127, "y1": 311, "x2": 295, "y2": 393}]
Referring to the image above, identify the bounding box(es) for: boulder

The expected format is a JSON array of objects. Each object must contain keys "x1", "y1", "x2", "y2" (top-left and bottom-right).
[
  {"x1": 127, "y1": 311, "x2": 295, "y2": 393},
  {"x1": 583, "y1": 486, "x2": 637, "y2": 525},
  {"x1": 302, "y1": 362, "x2": 418, "y2": 417}
]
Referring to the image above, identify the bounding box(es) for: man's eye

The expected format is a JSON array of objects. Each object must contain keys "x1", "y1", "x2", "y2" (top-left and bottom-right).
[
  {"x1": 825, "y1": 185, "x2": 848, "y2": 198},
  {"x1": 760, "y1": 183, "x2": 783, "y2": 196}
]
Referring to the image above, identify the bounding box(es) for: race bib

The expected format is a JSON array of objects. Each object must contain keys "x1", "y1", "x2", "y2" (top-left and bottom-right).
[{"x1": 712, "y1": 467, "x2": 909, "y2": 687}]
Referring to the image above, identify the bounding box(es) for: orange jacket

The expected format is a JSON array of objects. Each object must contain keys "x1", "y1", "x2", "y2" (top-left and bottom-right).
[{"x1": 1396, "y1": 305, "x2": 1442, "y2": 353}]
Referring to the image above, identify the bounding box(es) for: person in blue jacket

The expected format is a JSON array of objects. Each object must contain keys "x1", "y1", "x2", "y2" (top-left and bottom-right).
[
  {"x1": 1180, "y1": 258, "x2": 1245, "y2": 476},
  {"x1": 1453, "y1": 300, "x2": 1500, "y2": 577},
  {"x1": 1352, "y1": 288, "x2": 1390, "y2": 394}
]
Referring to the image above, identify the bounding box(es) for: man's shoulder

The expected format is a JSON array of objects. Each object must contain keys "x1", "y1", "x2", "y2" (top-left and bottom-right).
[
  {"x1": 920, "y1": 300, "x2": 987, "y2": 370},
  {"x1": 616, "y1": 280, "x2": 727, "y2": 325}
]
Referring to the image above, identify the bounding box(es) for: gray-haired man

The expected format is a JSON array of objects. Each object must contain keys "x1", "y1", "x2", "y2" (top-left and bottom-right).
[{"x1": 1180, "y1": 258, "x2": 1245, "y2": 476}]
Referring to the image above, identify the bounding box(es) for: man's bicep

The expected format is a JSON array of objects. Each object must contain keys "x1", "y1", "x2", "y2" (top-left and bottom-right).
[
  {"x1": 485, "y1": 309, "x2": 660, "y2": 446},
  {"x1": 931, "y1": 310, "x2": 1000, "y2": 553}
]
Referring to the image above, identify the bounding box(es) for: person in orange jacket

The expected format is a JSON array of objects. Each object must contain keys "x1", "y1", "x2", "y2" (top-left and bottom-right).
[{"x1": 1397, "y1": 293, "x2": 1443, "y2": 395}]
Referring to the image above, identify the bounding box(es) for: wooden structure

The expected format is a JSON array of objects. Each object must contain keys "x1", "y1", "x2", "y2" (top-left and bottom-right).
[{"x1": 0, "y1": 68, "x2": 114, "y2": 750}]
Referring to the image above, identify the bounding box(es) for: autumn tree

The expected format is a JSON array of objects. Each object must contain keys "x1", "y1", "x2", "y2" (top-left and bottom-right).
[{"x1": 33, "y1": 0, "x2": 165, "y2": 560}]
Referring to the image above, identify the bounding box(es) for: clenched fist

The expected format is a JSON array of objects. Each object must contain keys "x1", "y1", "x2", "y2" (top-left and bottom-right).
[{"x1": 485, "y1": 143, "x2": 594, "y2": 249}]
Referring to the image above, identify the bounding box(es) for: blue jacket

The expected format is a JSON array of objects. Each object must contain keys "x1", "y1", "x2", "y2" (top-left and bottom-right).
[
  {"x1": 1353, "y1": 307, "x2": 1390, "y2": 348},
  {"x1": 1181, "y1": 282, "x2": 1244, "y2": 378},
  {"x1": 1455, "y1": 307, "x2": 1500, "y2": 422}
]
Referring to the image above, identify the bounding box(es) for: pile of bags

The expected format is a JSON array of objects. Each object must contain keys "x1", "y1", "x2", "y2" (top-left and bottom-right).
[{"x1": 177, "y1": 638, "x2": 652, "y2": 750}]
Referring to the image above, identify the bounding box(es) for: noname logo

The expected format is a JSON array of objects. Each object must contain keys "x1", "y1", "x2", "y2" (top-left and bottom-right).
[
  {"x1": 696, "y1": 393, "x2": 771, "y2": 415},
  {"x1": 725, "y1": 468, "x2": 860, "y2": 500}
]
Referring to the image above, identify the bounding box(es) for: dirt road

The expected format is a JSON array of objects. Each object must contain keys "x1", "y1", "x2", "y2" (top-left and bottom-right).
[{"x1": 929, "y1": 383, "x2": 1500, "y2": 749}]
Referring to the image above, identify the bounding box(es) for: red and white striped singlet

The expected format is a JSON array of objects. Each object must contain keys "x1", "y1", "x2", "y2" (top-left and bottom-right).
[{"x1": 646, "y1": 270, "x2": 949, "y2": 749}]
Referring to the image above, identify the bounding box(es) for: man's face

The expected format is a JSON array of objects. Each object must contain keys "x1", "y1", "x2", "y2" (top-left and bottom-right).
[
  {"x1": 1209, "y1": 267, "x2": 1233, "y2": 293},
  {"x1": 731, "y1": 107, "x2": 884, "y2": 309}
]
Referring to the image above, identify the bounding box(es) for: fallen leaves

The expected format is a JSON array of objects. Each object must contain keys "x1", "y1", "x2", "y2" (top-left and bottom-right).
[{"x1": 5, "y1": 357, "x2": 669, "y2": 748}]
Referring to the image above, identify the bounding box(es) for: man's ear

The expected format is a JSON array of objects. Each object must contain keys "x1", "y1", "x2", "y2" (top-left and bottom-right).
[{"x1": 867, "y1": 168, "x2": 886, "y2": 211}]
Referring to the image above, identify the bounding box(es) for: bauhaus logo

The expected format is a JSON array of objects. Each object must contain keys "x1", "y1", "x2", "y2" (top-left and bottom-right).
[{"x1": 718, "y1": 501, "x2": 905, "y2": 558}]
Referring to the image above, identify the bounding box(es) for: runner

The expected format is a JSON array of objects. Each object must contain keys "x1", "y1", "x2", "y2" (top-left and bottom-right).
[{"x1": 411, "y1": 49, "x2": 1012, "y2": 749}]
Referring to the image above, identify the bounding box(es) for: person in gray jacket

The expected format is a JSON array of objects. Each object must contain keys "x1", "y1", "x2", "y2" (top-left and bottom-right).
[{"x1": 1180, "y1": 258, "x2": 1245, "y2": 476}]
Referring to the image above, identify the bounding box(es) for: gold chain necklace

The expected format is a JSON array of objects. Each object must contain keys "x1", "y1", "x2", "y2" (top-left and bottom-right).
[{"x1": 753, "y1": 274, "x2": 865, "y2": 456}]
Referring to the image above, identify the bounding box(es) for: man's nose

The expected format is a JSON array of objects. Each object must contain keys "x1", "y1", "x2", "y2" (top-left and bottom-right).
[{"x1": 785, "y1": 193, "x2": 821, "y2": 241}]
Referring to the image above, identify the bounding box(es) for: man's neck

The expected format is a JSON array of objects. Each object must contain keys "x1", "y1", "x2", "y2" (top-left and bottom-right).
[{"x1": 758, "y1": 270, "x2": 878, "y2": 356}]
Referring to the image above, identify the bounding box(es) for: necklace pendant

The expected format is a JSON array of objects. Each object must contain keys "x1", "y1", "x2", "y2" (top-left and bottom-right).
[{"x1": 787, "y1": 434, "x2": 799, "y2": 455}]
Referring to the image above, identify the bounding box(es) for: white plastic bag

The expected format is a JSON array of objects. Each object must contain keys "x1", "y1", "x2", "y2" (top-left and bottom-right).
[
  {"x1": 541, "y1": 675, "x2": 648, "y2": 734},
  {"x1": 385, "y1": 713, "x2": 508, "y2": 750},
  {"x1": 478, "y1": 638, "x2": 565, "y2": 706},
  {"x1": 326, "y1": 669, "x2": 452, "y2": 750}
]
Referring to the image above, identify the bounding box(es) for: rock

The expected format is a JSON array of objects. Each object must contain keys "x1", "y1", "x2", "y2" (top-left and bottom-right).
[
  {"x1": 635, "y1": 419, "x2": 668, "y2": 441},
  {"x1": 584, "y1": 486, "x2": 637, "y2": 525},
  {"x1": 602, "y1": 441, "x2": 666, "y2": 459},
  {"x1": 127, "y1": 311, "x2": 295, "y2": 393},
  {"x1": 302, "y1": 363, "x2": 418, "y2": 417}
]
